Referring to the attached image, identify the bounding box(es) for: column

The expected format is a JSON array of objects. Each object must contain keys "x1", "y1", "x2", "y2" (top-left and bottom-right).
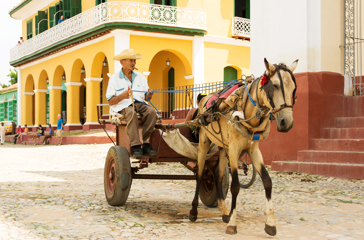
[
  {"x1": 48, "y1": 86, "x2": 63, "y2": 126},
  {"x1": 84, "y1": 77, "x2": 102, "y2": 130},
  {"x1": 16, "y1": 67, "x2": 21, "y2": 126},
  {"x1": 113, "y1": 30, "x2": 130, "y2": 74},
  {"x1": 65, "y1": 82, "x2": 82, "y2": 131},
  {"x1": 192, "y1": 36, "x2": 204, "y2": 85},
  {"x1": 22, "y1": 92, "x2": 34, "y2": 127},
  {"x1": 34, "y1": 89, "x2": 47, "y2": 126}
]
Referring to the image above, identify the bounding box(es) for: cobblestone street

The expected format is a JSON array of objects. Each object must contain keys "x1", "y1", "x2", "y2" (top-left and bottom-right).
[{"x1": 0, "y1": 143, "x2": 363, "y2": 239}]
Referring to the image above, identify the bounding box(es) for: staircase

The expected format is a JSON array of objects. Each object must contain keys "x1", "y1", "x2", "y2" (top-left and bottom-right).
[{"x1": 272, "y1": 96, "x2": 364, "y2": 180}]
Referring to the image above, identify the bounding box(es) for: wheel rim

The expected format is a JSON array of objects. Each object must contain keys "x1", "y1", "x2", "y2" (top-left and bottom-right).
[
  {"x1": 106, "y1": 157, "x2": 116, "y2": 195},
  {"x1": 201, "y1": 169, "x2": 214, "y2": 195}
]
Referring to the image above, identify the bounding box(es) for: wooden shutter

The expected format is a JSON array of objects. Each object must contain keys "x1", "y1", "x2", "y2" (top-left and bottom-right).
[
  {"x1": 49, "y1": 6, "x2": 56, "y2": 27},
  {"x1": 27, "y1": 19, "x2": 33, "y2": 39},
  {"x1": 70, "y1": 0, "x2": 82, "y2": 17},
  {"x1": 62, "y1": 0, "x2": 70, "y2": 19},
  {"x1": 35, "y1": 15, "x2": 39, "y2": 35}
]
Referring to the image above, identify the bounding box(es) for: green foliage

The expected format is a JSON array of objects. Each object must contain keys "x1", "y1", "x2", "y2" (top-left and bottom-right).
[
  {"x1": 1, "y1": 69, "x2": 18, "y2": 89},
  {"x1": 7, "y1": 68, "x2": 18, "y2": 85}
]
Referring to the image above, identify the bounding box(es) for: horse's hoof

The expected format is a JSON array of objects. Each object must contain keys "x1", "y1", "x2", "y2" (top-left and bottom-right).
[
  {"x1": 222, "y1": 215, "x2": 230, "y2": 223},
  {"x1": 264, "y1": 224, "x2": 277, "y2": 236},
  {"x1": 189, "y1": 213, "x2": 197, "y2": 222},
  {"x1": 226, "y1": 225, "x2": 237, "y2": 234}
]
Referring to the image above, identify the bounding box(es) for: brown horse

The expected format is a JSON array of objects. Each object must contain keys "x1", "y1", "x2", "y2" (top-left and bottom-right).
[{"x1": 189, "y1": 58, "x2": 298, "y2": 235}]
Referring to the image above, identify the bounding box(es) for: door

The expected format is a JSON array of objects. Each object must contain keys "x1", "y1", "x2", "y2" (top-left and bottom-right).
[
  {"x1": 224, "y1": 66, "x2": 237, "y2": 83},
  {"x1": 70, "y1": 0, "x2": 82, "y2": 17}
]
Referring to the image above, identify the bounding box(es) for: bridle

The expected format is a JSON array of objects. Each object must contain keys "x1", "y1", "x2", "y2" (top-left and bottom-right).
[{"x1": 265, "y1": 65, "x2": 297, "y2": 114}]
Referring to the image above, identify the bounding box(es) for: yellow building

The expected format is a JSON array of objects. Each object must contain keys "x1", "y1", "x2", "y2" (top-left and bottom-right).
[{"x1": 9, "y1": 0, "x2": 251, "y2": 130}]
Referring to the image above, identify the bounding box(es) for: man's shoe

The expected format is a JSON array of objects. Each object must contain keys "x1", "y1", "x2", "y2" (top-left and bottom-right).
[
  {"x1": 143, "y1": 143, "x2": 158, "y2": 157},
  {"x1": 132, "y1": 145, "x2": 143, "y2": 158}
]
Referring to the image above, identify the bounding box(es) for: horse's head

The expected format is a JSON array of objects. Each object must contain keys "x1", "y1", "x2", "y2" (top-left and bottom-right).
[{"x1": 261, "y1": 58, "x2": 298, "y2": 132}]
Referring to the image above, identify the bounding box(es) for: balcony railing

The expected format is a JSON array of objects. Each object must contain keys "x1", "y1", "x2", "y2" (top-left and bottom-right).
[
  {"x1": 10, "y1": 1, "x2": 206, "y2": 62},
  {"x1": 232, "y1": 17, "x2": 250, "y2": 39}
]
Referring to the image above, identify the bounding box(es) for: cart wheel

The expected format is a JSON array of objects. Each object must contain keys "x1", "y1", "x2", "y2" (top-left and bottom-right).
[
  {"x1": 199, "y1": 165, "x2": 229, "y2": 208},
  {"x1": 104, "y1": 146, "x2": 132, "y2": 206},
  {"x1": 238, "y1": 160, "x2": 257, "y2": 189}
]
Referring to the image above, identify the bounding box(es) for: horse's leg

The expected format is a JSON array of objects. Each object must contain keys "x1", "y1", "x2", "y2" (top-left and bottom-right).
[
  {"x1": 225, "y1": 149, "x2": 240, "y2": 234},
  {"x1": 248, "y1": 146, "x2": 277, "y2": 236},
  {"x1": 189, "y1": 135, "x2": 210, "y2": 222},
  {"x1": 215, "y1": 149, "x2": 230, "y2": 223}
]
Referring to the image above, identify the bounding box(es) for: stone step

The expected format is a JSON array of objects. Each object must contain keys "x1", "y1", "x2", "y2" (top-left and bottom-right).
[
  {"x1": 271, "y1": 161, "x2": 364, "y2": 179},
  {"x1": 323, "y1": 127, "x2": 364, "y2": 139},
  {"x1": 297, "y1": 150, "x2": 364, "y2": 164},
  {"x1": 335, "y1": 117, "x2": 364, "y2": 128},
  {"x1": 311, "y1": 138, "x2": 364, "y2": 151}
]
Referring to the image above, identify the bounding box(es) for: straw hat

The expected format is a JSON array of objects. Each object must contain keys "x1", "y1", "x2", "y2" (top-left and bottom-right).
[{"x1": 113, "y1": 49, "x2": 142, "y2": 61}]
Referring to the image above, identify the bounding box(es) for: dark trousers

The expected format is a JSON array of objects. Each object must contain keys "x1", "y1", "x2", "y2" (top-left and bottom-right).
[
  {"x1": 120, "y1": 102, "x2": 157, "y2": 147},
  {"x1": 43, "y1": 134, "x2": 52, "y2": 144},
  {"x1": 13, "y1": 134, "x2": 19, "y2": 144}
]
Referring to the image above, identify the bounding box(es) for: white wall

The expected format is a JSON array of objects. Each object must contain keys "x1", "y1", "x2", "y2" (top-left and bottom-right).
[{"x1": 251, "y1": 0, "x2": 323, "y2": 75}]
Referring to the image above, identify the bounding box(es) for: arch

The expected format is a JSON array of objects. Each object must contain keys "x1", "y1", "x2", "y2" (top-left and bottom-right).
[
  {"x1": 24, "y1": 74, "x2": 35, "y2": 126},
  {"x1": 53, "y1": 65, "x2": 66, "y2": 87},
  {"x1": 91, "y1": 52, "x2": 107, "y2": 78},
  {"x1": 70, "y1": 58, "x2": 85, "y2": 83},
  {"x1": 50, "y1": 65, "x2": 66, "y2": 125},
  {"x1": 38, "y1": 70, "x2": 48, "y2": 90},
  {"x1": 149, "y1": 50, "x2": 192, "y2": 118}
]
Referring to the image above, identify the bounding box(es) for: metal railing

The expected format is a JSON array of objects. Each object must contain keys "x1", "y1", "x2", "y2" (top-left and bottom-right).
[
  {"x1": 232, "y1": 17, "x2": 251, "y2": 39},
  {"x1": 149, "y1": 81, "x2": 228, "y2": 120},
  {"x1": 343, "y1": 0, "x2": 363, "y2": 96},
  {"x1": 97, "y1": 81, "x2": 228, "y2": 120},
  {"x1": 10, "y1": 1, "x2": 206, "y2": 62}
]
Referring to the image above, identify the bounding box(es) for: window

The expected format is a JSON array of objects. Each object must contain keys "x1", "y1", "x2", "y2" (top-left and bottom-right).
[
  {"x1": 96, "y1": 0, "x2": 107, "y2": 6},
  {"x1": 35, "y1": 11, "x2": 48, "y2": 35},
  {"x1": 26, "y1": 19, "x2": 33, "y2": 39},
  {"x1": 150, "y1": 0, "x2": 176, "y2": 6},
  {"x1": 235, "y1": 0, "x2": 250, "y2": 19}
]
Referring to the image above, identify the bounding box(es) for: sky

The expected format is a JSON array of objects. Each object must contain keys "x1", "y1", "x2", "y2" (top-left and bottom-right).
[{"x1": 0, "y1": 1, "x2": 23, "y2": 87}]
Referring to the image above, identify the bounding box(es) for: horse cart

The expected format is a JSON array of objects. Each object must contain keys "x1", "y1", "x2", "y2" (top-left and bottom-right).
[{"x1": 97, "y1": 104, "x2": 256, "y2": 207}]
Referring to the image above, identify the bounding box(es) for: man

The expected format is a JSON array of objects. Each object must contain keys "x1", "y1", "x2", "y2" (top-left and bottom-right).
[
  {"x1": 106, "y1": 49, "x2": 157, "y2": 158},
  {"x1": 57, "y1": 114, "x2": 64, "y2": 145},
  {"x1": 32, "y1": 125, "x2": 44, "y2": 145},
  {"x1": 0, "y1": 122, "x2": 5, "y2": 145},
  {"x1": 58, "y1": 15, "x2": 64, "y2": 24},
  {"x1": 43, "y1": 124, "x2": 53, "y2": 145}
]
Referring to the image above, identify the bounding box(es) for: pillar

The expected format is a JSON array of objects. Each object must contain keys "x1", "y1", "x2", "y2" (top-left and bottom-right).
[
  {"x1": 64, "y1": 82, "x2": 82, "y2": 131},
  {"x1": 192, "y1": 36, "x2": 204, "y2": 85},
  {"x1": 83, "y1": 77, "x2": 102, "y2": 131},
  {"x1": 48, "y1": 86, "x2": 62, "y2": 126},
  {"x1": 113, "y1": 30, "x2": 130, "y2": 75},
  {"x1": 22, "y1": 92, "x2": 34, "y2": 127},
  {"x1": 34, "y1": 89, "x2": 47, "y2": 126},
  {"x1": 17, "y1": 67, "x2": 21, "y2": 126}
]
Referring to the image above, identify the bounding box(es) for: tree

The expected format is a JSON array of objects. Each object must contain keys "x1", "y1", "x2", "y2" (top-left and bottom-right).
[
  {"x1": 1, "y1": 68, "x2": 18, "y2": 89},
  {"x1": 7, "y1": 68, "x2": 18, "y2": 85}
]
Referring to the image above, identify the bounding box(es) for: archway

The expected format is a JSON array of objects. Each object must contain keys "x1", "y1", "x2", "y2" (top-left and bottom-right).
[
  {"x1": 149, "y1": 50, "x2": 192, "y2": 119},
  {"x1": 24, "y1": 74, "x2": 35, "y2": 127},
  {"x1": 52, "y1": 65, "x2": 67, "y2": 126}
]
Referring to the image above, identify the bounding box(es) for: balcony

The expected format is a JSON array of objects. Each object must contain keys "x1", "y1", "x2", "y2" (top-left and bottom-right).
[
  {"x1": 10, "y1": 1, "x2": 206, "y2": 63},
  {"x1": 232, "y1": 17, "x2": 250, "y2": 40}
]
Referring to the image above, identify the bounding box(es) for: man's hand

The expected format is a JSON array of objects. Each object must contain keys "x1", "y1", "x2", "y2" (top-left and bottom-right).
[
  {"x1": 108, "y1": 88, "x2": 131, "y2": 105},
  {"x1": 146, "y1": 89, "x2": 153, "y2": 101}
]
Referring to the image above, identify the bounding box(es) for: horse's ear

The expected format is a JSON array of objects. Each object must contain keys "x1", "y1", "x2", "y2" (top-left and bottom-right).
[
  {"x1": 264, "y1": 58, "x2": 275, "y2": 74},
  {"x1": 289, "y1": 59, "x2": 299, "y2": 72}
]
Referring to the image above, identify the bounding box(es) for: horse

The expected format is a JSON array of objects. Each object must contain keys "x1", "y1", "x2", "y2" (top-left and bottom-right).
[{"x1": 188, "y1": 58, "x2": 298, "y2": 235}]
